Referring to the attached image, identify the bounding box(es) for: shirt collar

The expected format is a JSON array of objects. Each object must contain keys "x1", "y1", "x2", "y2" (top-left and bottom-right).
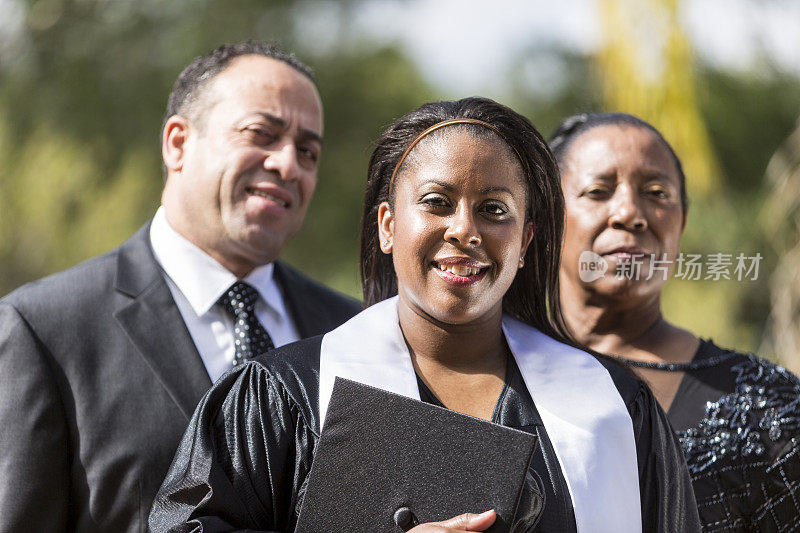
[
  {"x1": 149, "y1": 207, "x2": 277, "y2": 316},
  {"x1": 244, "y1": 259, "x2": 289, "y2": 322}
]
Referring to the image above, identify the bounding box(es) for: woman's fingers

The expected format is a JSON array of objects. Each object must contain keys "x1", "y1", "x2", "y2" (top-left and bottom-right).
[
  {"x1": 410, "y1": 509, "x2": 496, "y2": 532},
  {"x1": 439, "y1": 509, "x2": 496, "y2": 530}
]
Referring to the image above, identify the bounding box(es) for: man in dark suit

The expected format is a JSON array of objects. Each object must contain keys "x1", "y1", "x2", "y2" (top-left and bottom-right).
[{"x1": 0, "y1": 42, "x2": 360, "y2": 532}]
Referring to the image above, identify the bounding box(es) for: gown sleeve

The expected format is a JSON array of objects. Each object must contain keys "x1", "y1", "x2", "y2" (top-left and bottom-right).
[
  {"x1": 148, "y1": 361, "x2": 317, "y2": 533},
  {"x1": 629, "y1": 381, "x2": 702, "y2": 533}
]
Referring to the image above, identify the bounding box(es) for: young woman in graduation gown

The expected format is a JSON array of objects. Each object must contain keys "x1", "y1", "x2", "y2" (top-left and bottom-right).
[
  {"x1": 550, "y1": 112, "x2": 800, "y2": 531},
  {"x1": 149, "y1": 98, "x2": 701, "y2": 532}
]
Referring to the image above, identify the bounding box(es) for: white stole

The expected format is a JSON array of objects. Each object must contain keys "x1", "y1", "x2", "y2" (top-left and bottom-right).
[{"x1": 318, "y1": 296, "x2": 641, "y2": 532}]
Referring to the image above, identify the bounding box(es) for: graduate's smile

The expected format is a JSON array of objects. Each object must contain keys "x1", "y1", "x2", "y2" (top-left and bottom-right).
[{"x1": 431, "y1": 257, "x2": 490, "y2": 286}]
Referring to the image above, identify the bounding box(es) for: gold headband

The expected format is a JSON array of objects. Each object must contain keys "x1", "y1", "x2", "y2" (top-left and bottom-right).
[{"x1": 388, "y1": 118, "x2": 524, "y2": 196}]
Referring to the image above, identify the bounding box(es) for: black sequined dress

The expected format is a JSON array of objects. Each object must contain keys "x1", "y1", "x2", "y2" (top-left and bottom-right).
[{"x1": 621, "y1": 340, "x2": 800, "y2": 532}]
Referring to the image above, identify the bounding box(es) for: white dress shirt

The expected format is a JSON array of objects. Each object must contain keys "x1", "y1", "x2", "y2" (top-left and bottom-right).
[{"x1": 149, "y1": 207, "x2": 300, "y2": 382}]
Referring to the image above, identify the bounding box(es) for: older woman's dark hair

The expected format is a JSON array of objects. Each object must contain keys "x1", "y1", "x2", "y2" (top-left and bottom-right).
[
  {"x1": 548, "y1": 112, "x2": 688, "y2": 213},
  {"x1": 360, "y1": 97, "x2": 571, "y2": 341}
]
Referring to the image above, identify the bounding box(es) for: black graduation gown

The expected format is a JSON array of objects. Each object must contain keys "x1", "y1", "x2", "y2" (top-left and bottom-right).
[{"x1": 149, "y1": 336, "x2": 701, "y2": 532}]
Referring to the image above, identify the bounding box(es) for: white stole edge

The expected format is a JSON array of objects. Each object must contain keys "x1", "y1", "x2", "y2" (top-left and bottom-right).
[
  {"x1": 502, "y1": 316, "x2": 641, "y2": 532},
  {"x1": 319, "y1": 297, "x2": 419, "y2": 432},
  {"x1": 318, "y1": 296, "x2": 641, "y2": 532}
]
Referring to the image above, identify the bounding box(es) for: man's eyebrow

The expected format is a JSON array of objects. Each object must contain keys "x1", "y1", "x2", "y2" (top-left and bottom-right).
[
  {"x1": 256, "y1": 112, "x2": 323, "y2": 145},
  {"x1": 256, "y1": 112, "x2": 285, "y2": 127},
  {"x1": 298, "y1": 127, "x2": 323, "y2": 146}
]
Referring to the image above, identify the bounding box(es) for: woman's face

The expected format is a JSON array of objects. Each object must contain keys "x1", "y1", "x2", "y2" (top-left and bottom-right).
[
  {"x1": 378, "y1": 130, "x2": 533, "y2": 326},
  {"x1": 559, "y1": 124, "x2": 685, "y2": 303}
]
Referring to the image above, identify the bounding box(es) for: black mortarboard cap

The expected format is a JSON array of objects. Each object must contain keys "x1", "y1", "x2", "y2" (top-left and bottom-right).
[{"x1": 296, "y1": 378, "x2": 540, "y2": 532}]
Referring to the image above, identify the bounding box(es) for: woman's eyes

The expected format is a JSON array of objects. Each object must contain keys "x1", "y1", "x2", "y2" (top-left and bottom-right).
[
  {"x1": 580, "y1": 186, "x2": 611, "y2": 198},
  {"x1": 580, "y1": 184, "x2": 674, "y2": 201},
  {"x1": 481, "y1": 202, "x2": 508, "y2": 216},
  {"x1": 420, "y1": 195, "x2": 509, "y2": 217},
  {"x1": 645, "y1": 187, "x2": 670, "y2": 200},
  {"x1": 421, "y1": 194, "x2": 451, "y2": 208}
]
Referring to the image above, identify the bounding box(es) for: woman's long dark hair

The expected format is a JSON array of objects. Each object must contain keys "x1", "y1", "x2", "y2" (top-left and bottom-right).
[{"x1": 359, "y1": 97, "x2": 572, "y2": 342}]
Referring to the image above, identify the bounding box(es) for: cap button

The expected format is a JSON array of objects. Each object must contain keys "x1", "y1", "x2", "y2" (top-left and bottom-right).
[{"x1": 393, "y1": 506, "x2": 415, "y2": 530}]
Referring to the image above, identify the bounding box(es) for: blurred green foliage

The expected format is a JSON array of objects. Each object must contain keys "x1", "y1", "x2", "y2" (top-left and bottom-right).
[
  {"x1": 1, "y1": 0, "x2": 799, "y2": 357},
  {"x1": 673, "y1": 70, "x2": 800, "y2": 356}
]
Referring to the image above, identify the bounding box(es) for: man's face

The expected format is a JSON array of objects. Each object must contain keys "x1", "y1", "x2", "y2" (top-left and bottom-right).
[{"x1": 163, "y1": 55, "x2": 323, "y2": 277}]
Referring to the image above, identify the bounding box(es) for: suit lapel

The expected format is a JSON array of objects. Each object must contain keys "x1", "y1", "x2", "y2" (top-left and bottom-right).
[{"x1": 113, "y1": 223, "x2": 212, "y2": 420}]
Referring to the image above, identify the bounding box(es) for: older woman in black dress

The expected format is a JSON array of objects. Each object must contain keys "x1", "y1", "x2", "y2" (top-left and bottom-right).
[
  {"x1": 551, "y1": 112, "x2": 800, "y2": 531},
  {"x1": 149, "y1": 99, "x2": 699, "y2": 532}
]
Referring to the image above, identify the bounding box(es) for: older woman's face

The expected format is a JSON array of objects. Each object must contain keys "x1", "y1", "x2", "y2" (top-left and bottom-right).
[
  {"x1": 378, "y1": 130, "x2": 533, "y2": 325},
  {"x1": 559, "y1": 124, "x2": 685, "y2": 302}
]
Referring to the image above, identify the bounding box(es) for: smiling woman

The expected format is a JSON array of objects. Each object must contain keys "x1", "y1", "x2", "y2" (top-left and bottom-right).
[
  {"x1": 378, "y1": 128, "x2": 531, "y2": 332},
  {"x1": 150, "y1": 98, "x2": 700, "y2": 532}
]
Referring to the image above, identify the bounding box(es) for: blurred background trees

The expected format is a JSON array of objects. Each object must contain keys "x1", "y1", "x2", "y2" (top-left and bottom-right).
[{"x1": 1, "y1": 0, "x2": 798, "y2": 368}]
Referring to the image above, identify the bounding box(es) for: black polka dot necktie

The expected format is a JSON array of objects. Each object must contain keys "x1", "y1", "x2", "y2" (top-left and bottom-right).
[{"x1": 217, "y1": 281, "x2": 275, "y2": 366}]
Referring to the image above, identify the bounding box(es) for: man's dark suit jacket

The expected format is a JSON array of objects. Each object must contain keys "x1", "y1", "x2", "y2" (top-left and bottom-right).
[{"x1": 0, "y1": 222, "x2": 360, "y2": 532}]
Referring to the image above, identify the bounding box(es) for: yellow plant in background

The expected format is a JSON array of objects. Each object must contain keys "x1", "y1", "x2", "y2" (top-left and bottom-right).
[{"x1": 598, "y1": 0, "x2": 720, "y2": 198}]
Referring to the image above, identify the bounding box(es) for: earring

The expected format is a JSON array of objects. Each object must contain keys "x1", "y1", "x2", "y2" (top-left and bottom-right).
[{"x1": 518, "y1": 256, "x2": 525, "y2": 268}]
